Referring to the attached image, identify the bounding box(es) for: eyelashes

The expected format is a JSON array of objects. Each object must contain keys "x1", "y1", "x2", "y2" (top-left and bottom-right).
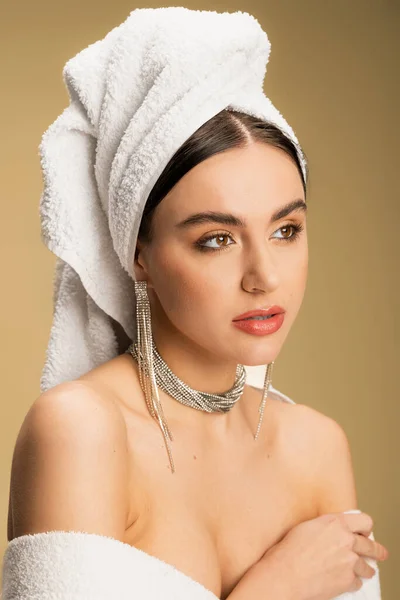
[{"x1": 194, "y1": 222, "x2": 305, "y2": 253}]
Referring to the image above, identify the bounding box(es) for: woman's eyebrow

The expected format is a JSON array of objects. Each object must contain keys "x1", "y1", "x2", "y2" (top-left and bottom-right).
[{"x1": 175, "y1": 199, "x2": 307, "y2": 229}]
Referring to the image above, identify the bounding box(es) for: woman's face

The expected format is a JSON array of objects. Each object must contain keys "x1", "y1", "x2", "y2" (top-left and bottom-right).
[{"x1": 134, "y1": 141, "x2": 308, "y2": 367}]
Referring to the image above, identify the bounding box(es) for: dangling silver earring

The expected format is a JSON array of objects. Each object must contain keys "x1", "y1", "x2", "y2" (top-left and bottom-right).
[
  {"x1": 254, "y1": 361, "x2": 274, "y2": 440},
  {"x1": 134, "y1": 280, "x2": 175, "y2": 472}
]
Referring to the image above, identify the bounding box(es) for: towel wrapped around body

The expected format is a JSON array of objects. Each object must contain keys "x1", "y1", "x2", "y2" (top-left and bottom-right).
[{"x1": 1, "y1": 511, "x2": 381, "y2": 599}]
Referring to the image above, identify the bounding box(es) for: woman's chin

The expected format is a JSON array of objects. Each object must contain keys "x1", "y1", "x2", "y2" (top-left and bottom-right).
[
  {"x1": 228, "y1": 339, "x2": 283, "y2": 366},
  {"x1": 241, "y1": 358, "x2": 277, "y2": 367},
  {"x1": 233, "y1": 349, "x2": 281, "y2": 367}
]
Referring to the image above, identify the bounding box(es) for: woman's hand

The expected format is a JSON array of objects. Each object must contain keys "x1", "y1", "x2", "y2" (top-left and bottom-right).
[{"x1": 259, "y1": 511, "x2": 388, "y2": 600}]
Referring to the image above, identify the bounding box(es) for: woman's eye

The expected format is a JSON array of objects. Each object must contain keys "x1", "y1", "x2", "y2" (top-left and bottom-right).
[
  {"x1": 195, "y1": 233, "x2": 234, "y2": 252},
  {"x1": 195, "y1": 223, "x2": 304, "y2": 253},
  {"x1": 272, "y1": 224, "x2": 303, "y2": 242}
]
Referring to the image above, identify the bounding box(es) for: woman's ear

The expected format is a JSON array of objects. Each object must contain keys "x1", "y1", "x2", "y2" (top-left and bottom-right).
[{"x1": 133, "y1": 240, "x2": 151, "y2": 285}]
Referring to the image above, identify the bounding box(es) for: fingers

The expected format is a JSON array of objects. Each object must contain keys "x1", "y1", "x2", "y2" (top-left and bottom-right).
[
  {"x1": 352, "y1": 533, "x2": 389, "y2": 562},
  {"x1": 333, "y1": 512, "x2": 374, "y2": 537},
  {"x1": 323, "y1": 511, "x2": 374, "y2": 536},
  {"x1": 348, "y1": 576, "x2": 364, "y2": 593},
  {"x1": 325, "y1": 512, "x2": 390, "y2": 562},
  {"x1": 346, "y1": 554, "x2": 377, "y2": 593},
  {"x1": 353, "y1": 555, "x2": 376, "y2": 579},
  {"x1": 343, "y1": 511, "x2": 374, "y2": 536}
]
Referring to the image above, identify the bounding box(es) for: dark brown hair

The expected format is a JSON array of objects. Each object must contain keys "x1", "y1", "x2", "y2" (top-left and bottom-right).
[{"x1": 137, "y1": 108, "x2": 307, "y2": 248}]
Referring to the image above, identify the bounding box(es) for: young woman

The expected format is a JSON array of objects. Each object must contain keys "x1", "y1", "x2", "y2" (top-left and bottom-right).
[{"x1": 3, "y1": 8, "x2": 389, "y2": 600}]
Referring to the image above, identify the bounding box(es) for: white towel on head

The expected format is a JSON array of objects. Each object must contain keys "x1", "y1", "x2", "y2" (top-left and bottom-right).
[{"x1": 38, "y1": 6, "x2": 307, "y2": 393}]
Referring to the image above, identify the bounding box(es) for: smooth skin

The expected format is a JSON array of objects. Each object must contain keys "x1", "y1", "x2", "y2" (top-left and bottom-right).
[{"x1": 8, "y1": 142, "x2": 389, "y2": 599}]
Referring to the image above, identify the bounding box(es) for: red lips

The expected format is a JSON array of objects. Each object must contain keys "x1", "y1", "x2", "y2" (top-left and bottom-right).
[{"x1": 232, "y1": 306, "x2": 285, "y2": 321}]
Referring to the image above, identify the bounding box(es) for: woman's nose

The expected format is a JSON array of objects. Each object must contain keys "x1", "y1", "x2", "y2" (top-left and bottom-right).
[{"x1": 241, "y1": 247, "x2": 280, "y2": 293}]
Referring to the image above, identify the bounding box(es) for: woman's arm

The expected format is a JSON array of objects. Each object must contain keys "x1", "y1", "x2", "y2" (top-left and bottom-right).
[
  {"x1": 305, "y1": 408, "x2": 358, "y2": 515},
  {"x1": 225, "y1": 557, "x2": 296, "y2": 600},
  {"x1": 225, "y1": 405, "x2": 381, "y2": 600},
  {"x1": 284, "y1": 403, "x2": 359, "y2": 515},
  {"x1": 225, "y1": 407, "x2": 346, "y2": 600}
]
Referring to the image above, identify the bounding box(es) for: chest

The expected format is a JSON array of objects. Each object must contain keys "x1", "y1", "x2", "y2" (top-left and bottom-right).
[{"x1": 122, "y1": 411, "x2": 317, "y2": 600}]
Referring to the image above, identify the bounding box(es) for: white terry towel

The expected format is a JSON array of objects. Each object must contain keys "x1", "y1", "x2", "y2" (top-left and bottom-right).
[
  {"x1": 0, "y1": 511, "x2": 381, "y2": 599},
  {"x1": 337, "y1": 509, "x2": 382, "y2": 599},
  {"x1": 0, "y1": 530, "x2": 219, "y2": 600},
  {"x1": 37, "y1": 6, "x2": 307, "y2": 393}
]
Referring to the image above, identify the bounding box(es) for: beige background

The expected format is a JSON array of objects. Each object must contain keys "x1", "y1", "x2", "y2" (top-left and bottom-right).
[{"x1": 0, "y1": 0, "x2": 398, "y2": 596}]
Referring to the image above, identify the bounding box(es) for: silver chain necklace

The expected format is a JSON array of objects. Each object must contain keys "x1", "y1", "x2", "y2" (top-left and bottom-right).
[{"x1": 127, "y1": 340, "x2": 246, "y2": 412}]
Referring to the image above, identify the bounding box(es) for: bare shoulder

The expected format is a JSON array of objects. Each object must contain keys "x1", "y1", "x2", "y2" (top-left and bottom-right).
[
  {"x1": 8, "y1": 380, "x2": 130, "y2": 542},
  {"x1": 282, "y1": 401, "x2": 350, "y2": 454},
  {"x1": 282, "y1": 402, "x2": 358, "y2": 514}
]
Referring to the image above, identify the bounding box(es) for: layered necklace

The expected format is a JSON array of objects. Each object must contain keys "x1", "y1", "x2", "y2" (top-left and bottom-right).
[
  {"x1": 127, "y1": 340, "x2": 246, "y2": 412},
  {"x1": 126, "y1": 338, "x2": 247, "y2": 472}
]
